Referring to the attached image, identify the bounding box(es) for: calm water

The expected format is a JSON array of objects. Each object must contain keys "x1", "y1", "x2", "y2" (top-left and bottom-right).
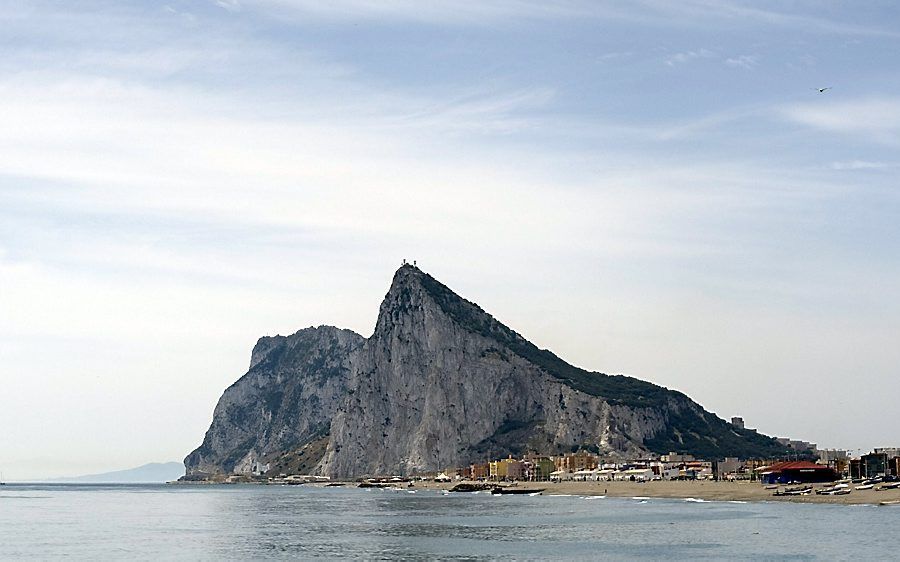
[{"x1": 0, "y1": 483, "x2": 896, "y2": 560}]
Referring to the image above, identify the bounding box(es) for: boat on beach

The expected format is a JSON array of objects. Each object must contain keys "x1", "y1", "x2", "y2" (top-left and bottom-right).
[
  {"x1": 816, "y1": 487, "x2": 851, "y2": 496},
  {"x1": 773, "y1": 485, "x2": 813, "y2": 496},
  {"x1": 491, "y1": 487, "x2": 545, "y2": 495},
  {"x1": 448, "y1": 483, "x2": 493, "y2": 493}
]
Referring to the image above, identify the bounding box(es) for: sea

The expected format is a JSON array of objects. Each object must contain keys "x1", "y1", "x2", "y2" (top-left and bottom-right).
[{"x1": 1, "y1": 483, "x2": 896, "y2": 560}]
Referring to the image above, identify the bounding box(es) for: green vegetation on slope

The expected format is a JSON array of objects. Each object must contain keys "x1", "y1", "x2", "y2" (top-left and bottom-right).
[
  {"x1": 418, "y1": 271, "x2": 674, "y2": 408},
  {"x1": 416, "y1": 268, "x2": 791, "y2": 459},
  {"x1": 643, "y1": 408, "x2": 793, "y2": 459}
]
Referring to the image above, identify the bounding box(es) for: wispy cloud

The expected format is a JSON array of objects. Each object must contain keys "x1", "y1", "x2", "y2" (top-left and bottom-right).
[
  {"x1": 236, "y1": 0, "x2": 612, "y2": 24},
  {"x1": 639, "y1": 0, "x2": 900, "y2": 38},
  {"x1": 829, "y1": 160, "x2": 891, "y2": 170},
  {"x1": 725, "y1": 54, "x2": 758, "y2": 69},
  {"x1": 596, "y1": 51, "x2": 633, "y2": 63},
  {"x1": 388, "y1": 87, "x2": 555, "y2": 134},
  {"x1": 665, "y1": 48, "x2": 715, "y2": 67},
  {"x1": 783, "y1": 97, "x2": 900, "y2": 144},
  {"x1": 213, "y1": 0, "x2": 242, "y2": 11},
  {"x1": 215, "y1": 0, "x2": 900, "y2": 37},
  {"x1": 650, "y1": 104, "x2": 768, "y2": 140}
]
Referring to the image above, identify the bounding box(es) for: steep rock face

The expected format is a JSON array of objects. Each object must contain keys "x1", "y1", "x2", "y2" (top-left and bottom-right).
[
  {"x1": 186, "y1": 265, "x2": 791, "y2": 479},
  {"x1": 318, "y1": 266, "x2": 788, "y2": 477},
  {"x1": 184, "y1": 326, "x2": 363, "y2": 477}
]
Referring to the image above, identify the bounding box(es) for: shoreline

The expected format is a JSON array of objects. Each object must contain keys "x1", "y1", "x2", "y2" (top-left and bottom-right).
[
  {"x1": 163, "y1": 478, "x2": 900, "y2": 506},
  {"x1": 407, "y1": 479, "x2": 900, "y2": 506},
  {"x1": 15, "y1": 479, "x2": 898, "y2": 506}
]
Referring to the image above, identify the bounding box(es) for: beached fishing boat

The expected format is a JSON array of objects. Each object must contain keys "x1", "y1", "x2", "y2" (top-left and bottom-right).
[
  {"x1": 855, "y1": 483, "x2": 875, "y2": 490},
  {"x1": 449, "y1": 483, "x2": 493, "y2": 493},
  {"x1": 773, "y1": 485, "x2": 813, "y2": 496},
  {"x1": 816, "y1": 487, "x2": 851, "y2": 496},
  {"x1": 491, "y1": 487, "x2": 545, "y2": 495}
]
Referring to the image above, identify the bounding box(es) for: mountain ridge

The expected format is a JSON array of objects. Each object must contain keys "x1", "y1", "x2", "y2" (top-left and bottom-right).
[
  {"x1": 44, "y1": 462, "x2": 184, "y2": 483},
  {"x1": 184, "y1": 264, "x2": 790, "y2": 479},
  {"x1": 411, "y1": 265, "x2": 782, "y2": 460}
]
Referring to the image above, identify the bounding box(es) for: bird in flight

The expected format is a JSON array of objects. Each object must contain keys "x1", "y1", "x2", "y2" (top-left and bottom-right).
[{"x1": 816, "y1": 87, "x2": 832, "y2": 93}]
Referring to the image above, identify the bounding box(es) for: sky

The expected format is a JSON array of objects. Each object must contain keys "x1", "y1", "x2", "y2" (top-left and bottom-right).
[{"x1": 1, "y1": 1, "x2": 899, "y2": 480}]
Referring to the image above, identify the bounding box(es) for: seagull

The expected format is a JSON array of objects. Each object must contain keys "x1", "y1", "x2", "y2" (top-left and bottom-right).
[{"x1": 816, "y1": 87, "x2": 832, "y2": 93}]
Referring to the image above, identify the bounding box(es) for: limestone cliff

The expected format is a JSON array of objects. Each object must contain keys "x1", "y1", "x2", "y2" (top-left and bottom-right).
[
  {"x1": 184, "y1": 326, "x2": 363, "y2": 477},
  {"x1": 317, "y1": 266, "x2": 787, "y2": 477},
  {"x1": 185, "y1": 265, "x2": 789, "y2": 479}
]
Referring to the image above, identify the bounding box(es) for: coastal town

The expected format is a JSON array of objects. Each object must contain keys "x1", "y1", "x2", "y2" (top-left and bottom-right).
[
  {"x1": 244, "y1": 439, "x2": 900, "y2": 506},
  {"x1": 403, "y1": 444, "x2": 900, "y2": 488},
  {"x1": 365, "y1": 444, "x2": 900, "y2": 506}
]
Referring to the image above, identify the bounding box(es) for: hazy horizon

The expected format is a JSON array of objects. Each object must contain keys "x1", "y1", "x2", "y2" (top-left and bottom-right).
[{"x1": 2, "y1": 1, "x2": 899, "y2": 480}]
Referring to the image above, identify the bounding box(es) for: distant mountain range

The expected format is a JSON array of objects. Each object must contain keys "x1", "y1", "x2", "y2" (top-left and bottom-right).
[
  {"x1": 45, "y1": 462, "x2": 184, "y2": 483},
  {"x1": 185, "y1": 264, "x2": 792, "y2": 480}
]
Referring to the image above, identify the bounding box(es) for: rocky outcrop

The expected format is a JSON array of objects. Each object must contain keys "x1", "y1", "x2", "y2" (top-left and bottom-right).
[
  {"x1": 185, "y1": 265, "x2": 790, "y2": 479},
  {"x1": 317, "y1": 266, "x2": 786, "y2": 477},
  {"x1": 184, "y1": 326, "x2": 363, "y2": 477}
]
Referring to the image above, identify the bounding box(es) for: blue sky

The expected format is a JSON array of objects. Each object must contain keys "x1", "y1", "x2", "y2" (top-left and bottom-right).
[{"x1": 1, "y1": 1, "x2": 899, "y2": 478}]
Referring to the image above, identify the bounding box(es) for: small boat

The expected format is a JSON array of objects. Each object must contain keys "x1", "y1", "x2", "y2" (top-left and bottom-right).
[
  {"x1": 817, "y1": 487, "x2": 851, "y2": 496},
  {"x1": 491, "y1": 487, "x2": 545, "y2": 495},
  {"x1": 448, "y1": 483, "x2": 492, "y2": 493},
  {"x1": 855, "y1": 484, "x2": 875, "y2": 490},
  {"x1": 358, "y1": 481, "x2": 392, "y2": 489},
  {"x1": 817, "y1": 483, "x2": 849, "y2": 494},
  {"x1": 879, "y1": 500, "x2": 900, "y2": 506},
  {"x1": 773, "y1": 485, "x2": 813, "y2": 496},
  {"x1": 876, "y1": 482, "x2": 900, "y2": 491}
]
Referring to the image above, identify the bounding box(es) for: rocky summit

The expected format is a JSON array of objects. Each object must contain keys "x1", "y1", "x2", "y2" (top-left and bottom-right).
[{"x1": 184, "y1": 265, "x2": 790, "y2": 479}]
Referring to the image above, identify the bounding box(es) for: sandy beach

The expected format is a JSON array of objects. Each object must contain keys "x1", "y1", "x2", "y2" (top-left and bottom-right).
[{"x1": 409, "y1": 480, "x2": 900, "y2": 506}]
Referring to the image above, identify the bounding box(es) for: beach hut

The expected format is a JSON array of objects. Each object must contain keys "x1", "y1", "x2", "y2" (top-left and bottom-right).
[
  {"x1": 573, "y1": 469, "x2": 594, "y2": 481},
  {"x1": 621, "y1": 468, "x2": 654, "y2": 482},
  {"x1": 550, "y1": 470, "x2": 573, "y2": 482},
  {"x1": 594, "y1": 469, "x2": 616, "y2": 481}
]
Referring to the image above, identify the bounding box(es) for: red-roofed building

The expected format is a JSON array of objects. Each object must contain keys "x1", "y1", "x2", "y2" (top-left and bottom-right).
[{"x1": 758, "y1": 461, "x2": 837, "y2": 484}]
